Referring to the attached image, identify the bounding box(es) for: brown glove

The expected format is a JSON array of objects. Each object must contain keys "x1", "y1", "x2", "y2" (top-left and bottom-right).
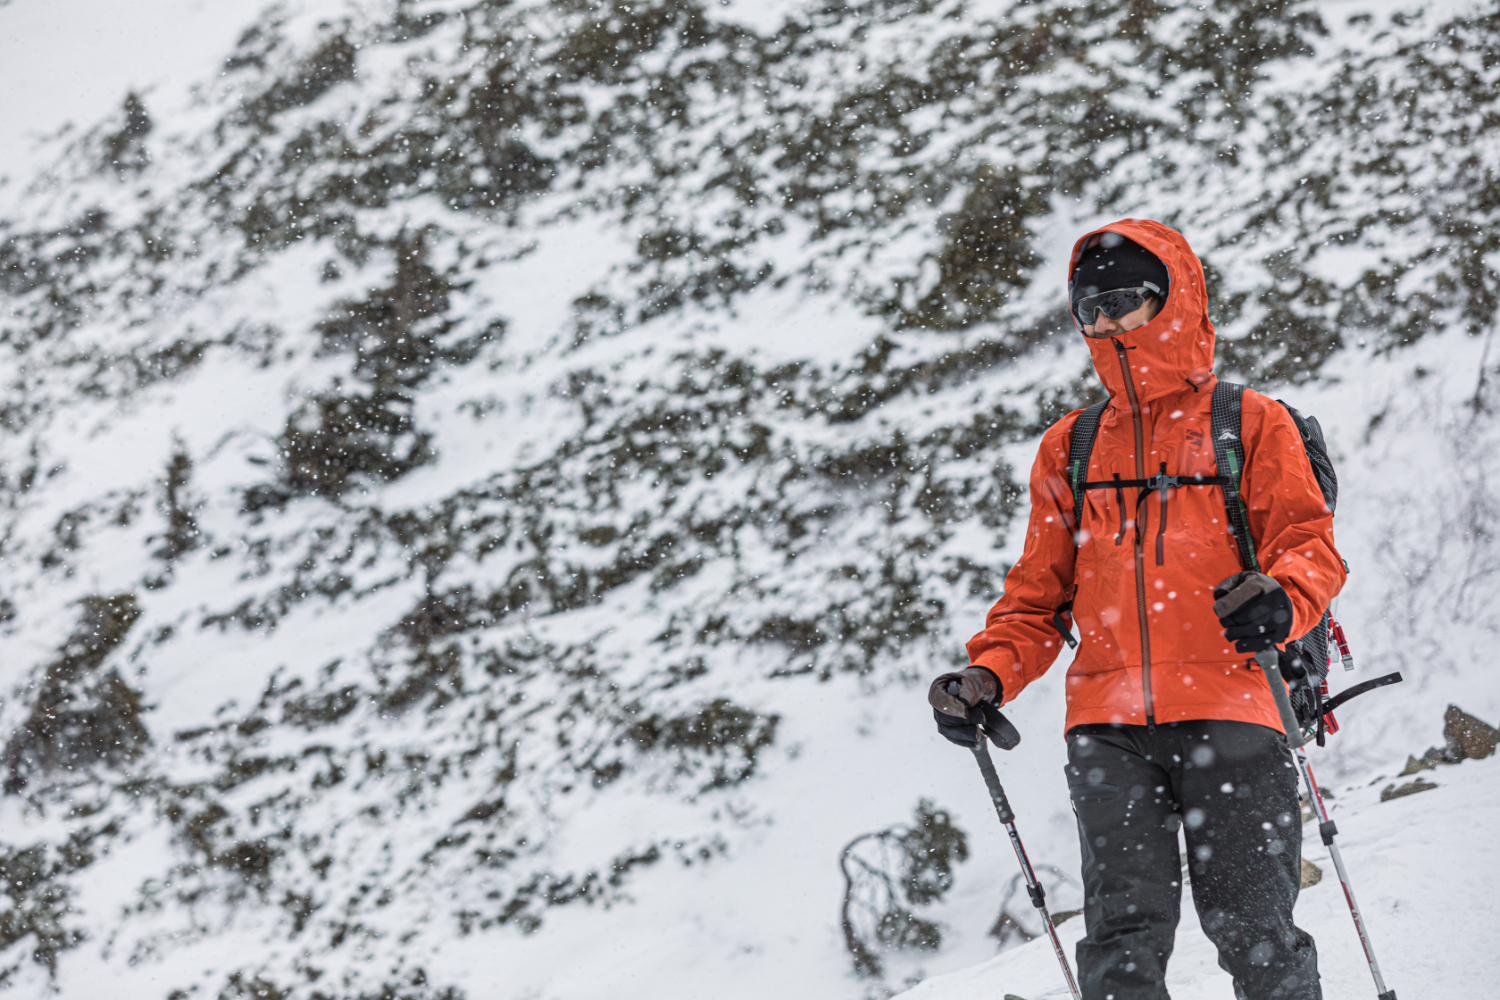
[
  {"x1": 927, "y1": 667, "x2": 1000, "y2": 716},
  {"x1": 927, "y1": 667, "x2": 1017, "y2": 749}
]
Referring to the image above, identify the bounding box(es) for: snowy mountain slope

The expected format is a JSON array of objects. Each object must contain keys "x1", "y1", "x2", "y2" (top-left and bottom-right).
[
  {"x1": 0, "y1": 0, "x2": 252, "y2": 185},
  {"x1": 0, "y1": 0, "x2": 1498, "y2": 997},
  {"x1": 898, "y1": 750, "x2": 1500, "y2": 1000}
]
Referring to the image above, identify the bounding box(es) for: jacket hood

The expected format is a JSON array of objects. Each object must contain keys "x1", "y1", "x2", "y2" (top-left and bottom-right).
[{"x1": 1068, "y1": 219, "x2": 1216, "y2": 404}]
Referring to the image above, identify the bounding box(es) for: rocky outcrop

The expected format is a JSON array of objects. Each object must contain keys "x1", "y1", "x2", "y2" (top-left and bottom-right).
[
  {"x1": 1444, "y1": 705, "x2": 1500, "y2": 761},
  {"x1": 1402, "y1": 705, "x2": 1500, "y2": 773}
]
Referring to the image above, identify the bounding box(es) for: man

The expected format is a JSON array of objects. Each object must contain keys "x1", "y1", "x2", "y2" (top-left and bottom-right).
[{"x1": 928, "y1": 220, "x2": 1343, "y2": 1000}]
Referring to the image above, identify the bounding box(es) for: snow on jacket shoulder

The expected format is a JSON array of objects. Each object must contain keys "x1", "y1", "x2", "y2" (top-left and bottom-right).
[{"x1": 965, "y1": 219, "x2": 1346, "y2": 734}]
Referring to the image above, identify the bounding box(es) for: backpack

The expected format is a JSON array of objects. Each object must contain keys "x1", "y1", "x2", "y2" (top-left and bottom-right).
[{"x1": 1060, "y1": 381, "x2": 1341, "y2": 735}]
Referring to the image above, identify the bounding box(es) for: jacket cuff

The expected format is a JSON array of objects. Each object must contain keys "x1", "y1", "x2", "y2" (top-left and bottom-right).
[
  {"x1": 970, "y1": 664, "x2": 1005, "y2": 705},
  {"x1": 1269, "y1": 569, "x2": 1326, "y2": 641}
]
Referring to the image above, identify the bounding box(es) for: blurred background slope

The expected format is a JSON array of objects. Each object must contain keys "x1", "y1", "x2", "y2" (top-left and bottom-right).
[{"x1": 1, "y1": 0, "x2": 1497, "y2": 997}]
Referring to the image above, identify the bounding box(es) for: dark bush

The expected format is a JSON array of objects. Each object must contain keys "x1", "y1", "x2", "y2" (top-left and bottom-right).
[
  {"x1": 244, "y1": 390, "x2": 434, "y2": 509},
  {"x1": 245, "y1": 36, "x2": 358, "y2": 125},
  {"x1": 101, "y1": 93, "x2": 152, "y2": 174},
  {"x1": 898, "y1": 164, "x2": 1047, "y2": 330},
  {"x1": 314, "y1": 233, "x2": 493, "y2": 390},
  {"x1": 626, "y1": 698, "x2": 779, "y2": 789},
  {"x1": 2, "y1": 595, "x2": 149, "y2": 794},
  {"x1": 840, "y1": 799, "x2": 968, "y2": 977}
]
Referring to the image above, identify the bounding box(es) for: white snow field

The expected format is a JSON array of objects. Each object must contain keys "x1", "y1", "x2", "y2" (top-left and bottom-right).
[
  {"x1": 1, "y1": 0, "x2": 1498, "y2": 998},
  {"x1": 899, "y1": 749, "x2": 1500, "y2": 1000}
]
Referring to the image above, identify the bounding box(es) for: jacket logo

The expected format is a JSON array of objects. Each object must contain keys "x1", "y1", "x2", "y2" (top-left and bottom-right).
[{"x1": 1186, "y1": 429, "x2": 1204, "y2": 448}]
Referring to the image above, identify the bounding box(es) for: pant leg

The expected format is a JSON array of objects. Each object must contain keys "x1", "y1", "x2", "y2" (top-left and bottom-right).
[
  {"x1": 1067, "y1": 725, "x2": 1184, "y2": 1000},
  {"x1": 1175, "y1": 721, "x2": 1320, "y2": 1000}
]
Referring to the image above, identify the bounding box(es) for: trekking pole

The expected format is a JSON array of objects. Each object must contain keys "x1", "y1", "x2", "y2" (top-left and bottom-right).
[
  {"x1": 966, "y1": 732, "x2": 1082, "y2": 999},
  {"x1": 1254, "y1": 650, "x2": 1397, "y2": 1000}
]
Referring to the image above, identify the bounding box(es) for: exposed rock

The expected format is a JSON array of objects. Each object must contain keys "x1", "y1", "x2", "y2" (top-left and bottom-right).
[
  {"x1": 1380, "y1": 778, "x2": 1438, "y2": 802},
  {"x1": 1444, "y1": 705, "x2": 1500, "y2": 761},
  {"x1": 1051, "y1": 909, "x2": 1082, "y2": 927},
  {"x1": 1299, "y1": 857, "x2": 1323, "y2": 888},
  {"x1": 1422, "y1": 745, "x2": 1453, "y2": 767},
  {"x1": 1399, "y1": 755, "x2": 1434, "y2": 776},
  {"x1": 1411, "y1": 705, "x2": 1500, "y2": 768}
]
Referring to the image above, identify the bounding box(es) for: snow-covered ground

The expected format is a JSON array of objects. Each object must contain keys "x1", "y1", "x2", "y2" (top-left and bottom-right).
[{"x1": 900, "y1": 750, "x2": 1500, "y2": 1000}]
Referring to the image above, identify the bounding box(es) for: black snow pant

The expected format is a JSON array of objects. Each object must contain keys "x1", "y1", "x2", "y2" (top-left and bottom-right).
[{"x1": 1065, "y1": 720, "x2": 1320, "y2": 1000}]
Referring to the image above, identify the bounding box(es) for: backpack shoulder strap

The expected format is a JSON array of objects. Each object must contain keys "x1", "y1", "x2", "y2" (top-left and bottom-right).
[
  {"x1": 1067, "y1": 400, "x2": 1108, "y2": 533},
  {"x1": 1053, "y1": 401, "x2": 1107, "y2": 651},
  {"x1": 1211, "y1": 381, "x2": 1260, "y2": 571}
]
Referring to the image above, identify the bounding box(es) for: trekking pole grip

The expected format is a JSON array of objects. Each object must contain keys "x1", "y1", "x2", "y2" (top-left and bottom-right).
[
  {"x1": 970, "y1": 738, "x2": 1016, "y2": 824},
  {"x1": 1255, "y1": 649, "x2": 1308, "y2": 749}
]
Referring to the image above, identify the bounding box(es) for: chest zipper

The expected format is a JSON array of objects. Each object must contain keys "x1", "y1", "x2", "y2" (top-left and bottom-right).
[{"x1": 1113, "y1": 338, "x2": 1155, "y2": 729}]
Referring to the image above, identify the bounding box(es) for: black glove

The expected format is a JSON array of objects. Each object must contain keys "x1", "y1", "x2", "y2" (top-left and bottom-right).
[
  {"x1": 927, "y1": 668, "x2": 1019, "y2": 749},
  {"x1": 933, "y1": 699, "x2": 1021, "y2": 749},
  {"x1": 1278, "y1": 647, "x2": 1324, "y2": 729},
  {"x1": 1278, "y1": 645, "x2": 1309, "y2": 683},
  {"x1": 1212, "y1": 571, "x2": 1294, "y2": 653}
]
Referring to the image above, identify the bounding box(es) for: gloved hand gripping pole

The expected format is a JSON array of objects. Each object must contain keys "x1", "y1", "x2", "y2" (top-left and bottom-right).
[{"x1": 1255, "y1": 650, "x2": 1397, "y2": 1000}]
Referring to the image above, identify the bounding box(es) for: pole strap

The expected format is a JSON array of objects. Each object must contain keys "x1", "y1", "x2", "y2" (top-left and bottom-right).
[{"x1": 1321, "y1": 671, "x2": 1403, "y2": 716}]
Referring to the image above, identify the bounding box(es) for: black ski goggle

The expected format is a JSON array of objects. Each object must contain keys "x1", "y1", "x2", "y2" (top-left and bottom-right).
[{"x1": 1073, "y1": 282, "x2": 1163, "y2": 328}]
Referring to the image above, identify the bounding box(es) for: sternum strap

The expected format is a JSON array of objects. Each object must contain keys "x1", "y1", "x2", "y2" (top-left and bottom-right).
[{"x1": 1077, "y1": 474, "x2": 1230, "y2": 491}]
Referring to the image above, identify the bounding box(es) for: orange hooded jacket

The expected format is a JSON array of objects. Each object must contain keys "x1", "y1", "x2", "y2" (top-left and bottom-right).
[{"x1": 966, "y1": 219, "x2": 1345, "y2": 733}]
